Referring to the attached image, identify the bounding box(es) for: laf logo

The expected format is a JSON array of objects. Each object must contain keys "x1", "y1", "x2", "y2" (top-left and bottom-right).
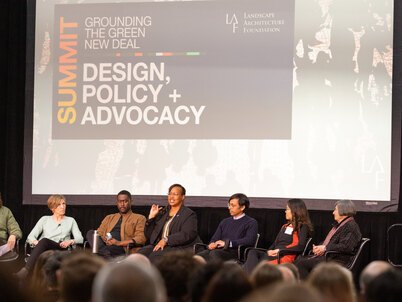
[{"x1": 226, "y1": 13, "x2": 238, "y2": 33}]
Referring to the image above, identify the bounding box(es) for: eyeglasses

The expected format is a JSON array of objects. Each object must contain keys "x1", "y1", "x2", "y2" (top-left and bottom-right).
[{"x1": 168, "y1": 193, "x2": 182, "y2": 197}]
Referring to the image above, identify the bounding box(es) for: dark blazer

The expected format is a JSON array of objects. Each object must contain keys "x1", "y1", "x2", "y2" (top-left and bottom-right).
[
  {"x1": 144, "y1": 205, "x2": 200, "y2": 249},
  {"x1": 324, "y1": 217, "x2": 362, "y2": 264}
]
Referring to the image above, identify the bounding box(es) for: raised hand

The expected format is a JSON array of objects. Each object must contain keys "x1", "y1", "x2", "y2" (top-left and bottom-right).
[{"x1": 149, "y1": 204, "x2": 163, "y2": 219}]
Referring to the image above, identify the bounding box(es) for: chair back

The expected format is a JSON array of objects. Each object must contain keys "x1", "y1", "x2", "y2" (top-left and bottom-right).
[
  {"x1": 348, "y1": 237, "x2": 370, "y2": 270},
  {"x1": 387, "y1": 223, "x2": 402, "y2": 268},
  {"x1": 237, "y1": 233, "x2": 260, "y2": 263},
  {"x1": 254, "y1": 233, "x2": 260, "y2": 248},
  {"x1": 302, "y1": 237, "x2": 313, "y2": 256}
]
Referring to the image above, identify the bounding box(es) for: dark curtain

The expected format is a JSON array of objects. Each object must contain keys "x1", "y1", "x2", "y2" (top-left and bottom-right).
[
  {"x1": 1, "y1": 0, "x2": 402, "y2": 274},
  {"x1": 0, "y1": 0, "x2": 27, "y2": 225}
]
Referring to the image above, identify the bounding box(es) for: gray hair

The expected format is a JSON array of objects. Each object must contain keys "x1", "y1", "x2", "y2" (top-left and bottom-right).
[
  {"x1": 92, "y1": 261, "x2": 166, "y2": 302},
  {"x1": 335, "y1": 200, "x2": 357, "y2": 216}
]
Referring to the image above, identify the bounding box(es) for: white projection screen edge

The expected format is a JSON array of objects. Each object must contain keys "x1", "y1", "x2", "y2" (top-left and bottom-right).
[{"x1": 23, "y1": 0, "x2": 401, "y2": 212}]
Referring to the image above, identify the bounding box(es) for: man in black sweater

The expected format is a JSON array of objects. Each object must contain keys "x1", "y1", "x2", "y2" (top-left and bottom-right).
[{"x1": 197, "y1": 193, "x2": 258, "y2": 262}]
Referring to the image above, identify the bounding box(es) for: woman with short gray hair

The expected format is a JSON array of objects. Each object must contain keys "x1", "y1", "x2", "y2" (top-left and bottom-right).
[{"x1": 294, "y1": 200, "x2": 361, "y2": 279}]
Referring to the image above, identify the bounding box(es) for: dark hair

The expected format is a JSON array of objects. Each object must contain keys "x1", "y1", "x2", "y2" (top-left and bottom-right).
[
  {"x1": 202, "y1": 262, "x2": 252, "y2": 302},
  {"x1": 229, "y1": 193, "x2": 250, "y2": 211},
  {"x1": 29, "y1": 250, "x2": 56, "y2": 296},
  {"x1": 0, "y1": 192, "x2": 2, "y2": 207},
  {"x1": 251, "y1": 262, "x2": 283, "y2": 289},
  {"x1": 287, "y1": 199, "x2": 313, "y2": 233},
  {"x1": 366, "y1": 269, "x2": 402, "y2": 302},
  {"x1": 43, "y1": 251, "x2": 69, "y2": 288},
  {"x1": 60, "y1": 252, "x2": 106, "y2": 302},
  {"x1": 155, "y1": 251, "x2": 200, "y2": 301},
  {"x1": 117, "y1": 190, "x2": 131, "y2": 200},
  {"x1": 168, "y1": 184, "x2": 186, "y2": 195},
  {"x1": 189, "y1": 261, "x2": 224, "y2": 302}
]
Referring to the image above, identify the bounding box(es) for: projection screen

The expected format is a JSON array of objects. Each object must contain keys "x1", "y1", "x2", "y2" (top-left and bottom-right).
[{"x1": 24, "y1": 0, "x2": 400, "y2": 211}]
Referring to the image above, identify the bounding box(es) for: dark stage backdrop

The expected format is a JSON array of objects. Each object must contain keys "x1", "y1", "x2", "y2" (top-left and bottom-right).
[{"x1": 0, "y1": 0, "x2": 402, "y2": 276}]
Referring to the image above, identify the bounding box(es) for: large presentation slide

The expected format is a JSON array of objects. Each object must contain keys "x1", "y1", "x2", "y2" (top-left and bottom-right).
[{"x1": 25, "y1": 0, "x2": 398, "y2": 211}]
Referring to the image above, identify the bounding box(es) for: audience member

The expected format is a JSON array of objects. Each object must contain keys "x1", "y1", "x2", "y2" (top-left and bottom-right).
[
  {"x1": 41, "y1": 251, "x2": 69, "y2": 302},
  {"x1": 16, "y1": 195, "x2": 83, "y2": 278},
  {"x1": 0, "y1": 267, "x2": 29, "y2": 302},
  {"x1": 122, "y1": 253, "x2": 152, "y2": 268},
  {"x1": 92, "y1": 261, "x2": 166, "y2": 302},
  {"x1": 59, "y1": 251, "x2": 106, "y2": 302},
  {"x1": 250, "y1": 262, "x2": 283, "y2": 289},
  {"x1": 28, "y1": 250, "x2": 56, "y2": 296},
  {"x1": 359, "y1": 260, "x2": 393, "y2": 295},
  {"x1": 86, "y1": 190, "x2": 146, "y2": 258},
  {"x1": 365, "y1": 269, "x2": 402, "y2": 302},
  {"x1": 280, "y1": 262, "x2": 300, "y2": 281},
  {"x1": 155, "y1": 250, "x2": 202, "y2": 302},
  {"x1": 295, "y1": 200, "x2": 361, "y2": 279},
  {"x1": 138, "y1": 184, "x2": 200, "y2": 262},
  {"x1": 193, "y1": 254, "x2": 207, "y2": 265},
  {"x1": 244, "y1": 199, "x2": 312, "y2": 272},
  {"x1": 241, "y1": 283, "x2": 321, "y2": 302},
  {"x1": 189, "y1": 261, "x2": 224, "y2": 302},
  {"x1": 197, "y1": 193, "x2": 258, "y2": 262},
  {"x1": 308, "y1": 262, "x2": 356, "y2": 302},
  {"x1": 278, "y1": 265, "x2": 296, "y2": 283},
  {"x1": 202, "y1": 262, "x2": 252, "y2": 302}
]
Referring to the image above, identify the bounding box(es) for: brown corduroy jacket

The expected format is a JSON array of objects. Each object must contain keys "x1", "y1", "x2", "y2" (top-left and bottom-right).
[{"x1": 97, "y1": 210, "x2": 146, "y2": 252}]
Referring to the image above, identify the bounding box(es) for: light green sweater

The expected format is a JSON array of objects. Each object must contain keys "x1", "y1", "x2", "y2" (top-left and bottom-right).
[{"x1": 27, "y1": 215, "x2": 83, "y2": 244}]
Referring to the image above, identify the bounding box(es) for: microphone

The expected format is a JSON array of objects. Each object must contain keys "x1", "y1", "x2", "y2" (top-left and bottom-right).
[{"x1": 159, "y1": 206, "x2": 168, "y2": 217}]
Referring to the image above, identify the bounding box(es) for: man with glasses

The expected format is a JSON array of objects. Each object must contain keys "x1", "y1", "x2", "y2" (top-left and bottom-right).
[{"x1": 197, "y1": 193, "x2": 258, "y2": 261}]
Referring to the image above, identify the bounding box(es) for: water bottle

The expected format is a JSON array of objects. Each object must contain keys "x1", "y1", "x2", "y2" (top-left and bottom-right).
[{"x1": 92, "y1": 230, "x2": 99, "y2": 253}]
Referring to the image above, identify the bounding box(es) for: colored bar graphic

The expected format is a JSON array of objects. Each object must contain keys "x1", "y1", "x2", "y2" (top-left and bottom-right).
[{"x1": 156, "y1": 52, "x2": 174, "y2": 56}]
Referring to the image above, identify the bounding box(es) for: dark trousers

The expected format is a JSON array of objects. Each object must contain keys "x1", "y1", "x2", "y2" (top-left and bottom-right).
[
  {"x1": 294, "y1": 255, "x2": 325, "y2": 279},
  {"x1": 26, "y1": 238, "x2": 65, "y2": 271},
  {"x1": 197, "y1": 248, "x2": 239, "y2": 262},
  {"x1": 86, "y1": 230, "x2": 125, "y2": 259},
  {"x1": 137, "y1": 244, "x2": 191, "y2": 263},
  {"x1": 243, "y1": 249, "x2": 276, "y2": 273}
]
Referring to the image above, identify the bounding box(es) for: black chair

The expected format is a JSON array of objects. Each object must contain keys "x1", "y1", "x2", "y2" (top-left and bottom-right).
[
  {"x1": 387, "y1": 224, "x2": 402, "y2": 268},
  {"x1": 325, "y1": 237, "x2": 370, "y2": 272},
  {"x1": 194, "y1": 233, "x2": 260, "y2": 263},
  {"x1": 244, "y1": 237, "x2": 312, "y2": 264},
  {"x1": 24, "y1": 240, "x2": 33, "y2": 262},
  {"x1": 0, "y1": 239, "x2": 20, "y2": 263}
]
